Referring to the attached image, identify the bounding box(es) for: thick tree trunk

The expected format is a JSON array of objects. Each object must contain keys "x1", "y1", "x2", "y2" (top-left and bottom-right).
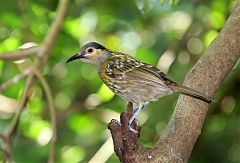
[{"x1": 108, "y1": 1, "x2": 240, "y2": 162}]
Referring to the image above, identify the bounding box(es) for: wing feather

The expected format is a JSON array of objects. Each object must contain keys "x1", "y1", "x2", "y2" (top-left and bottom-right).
[
  {"x1": 104, "y1": 53, "x2": 175, "y2": 86},
  {"x1": 100, "y1": 53, "x2": 176, "y2": 103}
]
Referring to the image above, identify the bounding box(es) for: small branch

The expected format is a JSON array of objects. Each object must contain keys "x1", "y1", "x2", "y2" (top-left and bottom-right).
[
  {"x1": 0, "y1": 0, "x2": 68, "y2": 162},
  {"x1": 6, "y1": 71, "x2": 34, "y2": 138},
  {"x1": 39, "y1": 0, "x2": 69, "y2": 59},
  {"x1": 0, "y1": 69, "x2": 30, "y2": 92},
  {"x1": 4, "y1": 138, "x2": 12, "y2": 163},
  {"x1": 0, "y1": 133, "x2": 12, "y2": 162},
  {"x1": 35, "y1": 70, "x2": 57, "y2": 163},
  {"x1": 0, "y1": 46, "x2": 40, "y2": 61},
  {"x1": 108, "y1": 103, "x2": 140, "y2": 163},
  {"x1": 2, "y1": 1, "x2": 66, "y2": 157},
  {"x1": 6, "y1": 0, "x2": 69, "y2": 138}
]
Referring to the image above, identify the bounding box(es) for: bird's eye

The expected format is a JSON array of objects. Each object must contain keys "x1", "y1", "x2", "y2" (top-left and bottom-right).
[{"x1": 87, "y1": 48, "x2": 93, "y2": 53}]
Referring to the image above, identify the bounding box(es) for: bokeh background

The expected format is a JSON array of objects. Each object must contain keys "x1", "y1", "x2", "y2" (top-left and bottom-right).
[{"x1": 0, "y1": 0, "x2": 240, "y2": 162}]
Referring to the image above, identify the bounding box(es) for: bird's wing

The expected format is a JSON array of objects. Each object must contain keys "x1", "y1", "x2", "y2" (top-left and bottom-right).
[
  {"x1": 137, "y1": 63, "x2": 177, "y2": 85},
  {"x1": 104, "y1": 53, "x2": 176, "y2": 86}
]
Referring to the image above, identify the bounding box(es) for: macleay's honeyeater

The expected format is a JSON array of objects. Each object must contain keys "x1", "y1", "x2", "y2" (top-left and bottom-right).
[{"x1": 66, "y1": 42, "x2": 212, "y2": 133}]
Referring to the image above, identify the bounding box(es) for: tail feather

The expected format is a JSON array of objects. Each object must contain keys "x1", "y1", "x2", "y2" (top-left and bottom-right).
[{"x1": 170, "y1": 84, "x2": 213, "y2": 103}]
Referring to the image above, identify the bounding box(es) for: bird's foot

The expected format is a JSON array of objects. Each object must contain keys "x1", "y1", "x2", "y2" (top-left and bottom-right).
[
  {"x1": 142, "y1": 102, "x2": 149, "y2": 110},
  {"x1": 128, "y1": 116, "x2": 139, "y2": 134},
  {"x1": 111, "y1": 119, "x2": 121, "y2": 126},
  {"x1": 128, "y1": 124, "x2": 138, "y2": 134},
  {"x1": 127, "y1": 102, "x2": 148, "y2": 134}
]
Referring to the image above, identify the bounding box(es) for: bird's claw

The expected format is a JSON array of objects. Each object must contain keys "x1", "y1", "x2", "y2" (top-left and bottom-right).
[
  {"x1": 128, "y1": 124, "x2": 138, "y2": 134},
  {"x1": 128, "y1": 117, "x2": 139, "y2": 134},
  {"x1": 111, "y1": 119, "x2": 121, "y2": 126},
  {"x1": 111, "y1": 118, "x2": 139, "y2": 133}
]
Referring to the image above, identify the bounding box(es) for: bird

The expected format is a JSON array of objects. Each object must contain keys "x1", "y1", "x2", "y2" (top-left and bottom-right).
[{"x1": 66, "y1": 42, "x2": 212, "y2": 133}]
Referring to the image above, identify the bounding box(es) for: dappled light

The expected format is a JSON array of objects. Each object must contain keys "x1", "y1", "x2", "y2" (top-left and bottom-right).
[{"x1": 0, "y1": 0, "x2": 239, "y2": 162}]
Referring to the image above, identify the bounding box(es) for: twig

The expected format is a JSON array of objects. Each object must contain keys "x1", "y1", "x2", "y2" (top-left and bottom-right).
[
  {"x1": 0, "y1": 133, "x2": 12, "y2": 163},
  {"x1": 6, "y1": 71, "x2": 34, "y2": 137},
  {"x1": 39, "y1": 0, "x2": 69, "y2": 59},
  {"x1": 6, "y1": 0, "x2": 68, "y2": 141},
  {"x1": 4, "y1": 138, "x2": 12, "y2": 163},
  {"x1": 35, "y1": 70, "x2": 57, "y2": 163},
  {"x1": 0, "y1": 46, "x2": 40, "y2": 61},
  {"x1": 0, "y1": 0, "x2": 69, "y2": 161},
  {"x1": 0, "y1": 69, "x2": 30, "y2": 92}
]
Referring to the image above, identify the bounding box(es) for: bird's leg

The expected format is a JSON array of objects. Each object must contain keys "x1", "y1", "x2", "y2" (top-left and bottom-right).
[
  {"x1": 131, "y1": 102, "x2": 149, "y2": 114},
  {"x1": 142, "y1": 102, "x2": 149, "y2": 110},
  {"x1": 128, "y1": 102, "x2": 148, "y2": 133},
  {"x1": 129, "y1": 107, "x2": 141, "y2": 125}
]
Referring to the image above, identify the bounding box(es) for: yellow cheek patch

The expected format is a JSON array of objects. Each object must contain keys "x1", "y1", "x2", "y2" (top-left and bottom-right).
[{"x1": 90, "y1": 49, "x2": 102, "y2": 61}]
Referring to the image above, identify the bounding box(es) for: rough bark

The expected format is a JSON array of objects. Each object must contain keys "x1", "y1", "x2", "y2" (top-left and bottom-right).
[{"x1": 108, "y1": 1, "x2": 240, "y2": 162}]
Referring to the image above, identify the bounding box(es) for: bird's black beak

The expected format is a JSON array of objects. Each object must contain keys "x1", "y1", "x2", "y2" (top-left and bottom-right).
[{"x1": 66, "y1": 53, "x2": 84, "y2": 63}]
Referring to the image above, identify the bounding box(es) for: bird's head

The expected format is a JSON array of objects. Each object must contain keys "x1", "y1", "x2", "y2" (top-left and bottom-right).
[{"x1": 66, "y1": 42, "x2": 112, "y2": 65}]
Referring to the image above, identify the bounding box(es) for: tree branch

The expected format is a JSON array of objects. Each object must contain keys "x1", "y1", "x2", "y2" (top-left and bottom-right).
[
  {"x1": 6, "y1": 71, "x2": 34, "y2": 137},
  {"x1": 0, "y1": 46, "x2": 40, "y2": 61},
  {"x1": 35, "y1": 70, "x2": 57, "y2": 163},
  {"x1": 40, "y1": 0, "x2": 69, "y2": 59},
  {"x1": 0, "y1": 0, "x2": 69, "y2": 161},
  {"x1": 153, "y1": 1, "x2": 240, "y2": 162},
  {"x1": 6, "y1": 0, "x2": 68, "y2": 139},
  {"x1": 109, "y1": 1, "x2": 240, "y2": 162},
  {"x1": 108, "y1": 103, "x2": 141, "y2": 162},
  {"x1": 0, "y1": 68, "x2": 30, "y2": 92}
]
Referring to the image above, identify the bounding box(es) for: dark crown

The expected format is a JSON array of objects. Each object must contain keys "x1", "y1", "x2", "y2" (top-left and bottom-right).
[{"x1": 82, "y1": 42, "x2": 107, "y2": 50}]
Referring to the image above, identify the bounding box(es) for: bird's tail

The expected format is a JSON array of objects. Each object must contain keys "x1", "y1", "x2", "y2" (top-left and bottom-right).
[{"x1": 169, "y1": 84, "x2": 213, "y2": 103}]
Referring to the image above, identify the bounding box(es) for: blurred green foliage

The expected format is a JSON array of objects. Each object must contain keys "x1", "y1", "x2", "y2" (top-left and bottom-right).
[{"x1": 0, "y1": 0, "x2": 239, "y2": 162}]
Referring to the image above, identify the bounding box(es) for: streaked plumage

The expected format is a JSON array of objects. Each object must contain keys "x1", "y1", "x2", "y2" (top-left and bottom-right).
[
  {"x1": 99, "y1": 53, "x2": 175, "y2": 104},
  {"x1": 67, "y1": 42, "x2": 212, "y2": 133}
]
